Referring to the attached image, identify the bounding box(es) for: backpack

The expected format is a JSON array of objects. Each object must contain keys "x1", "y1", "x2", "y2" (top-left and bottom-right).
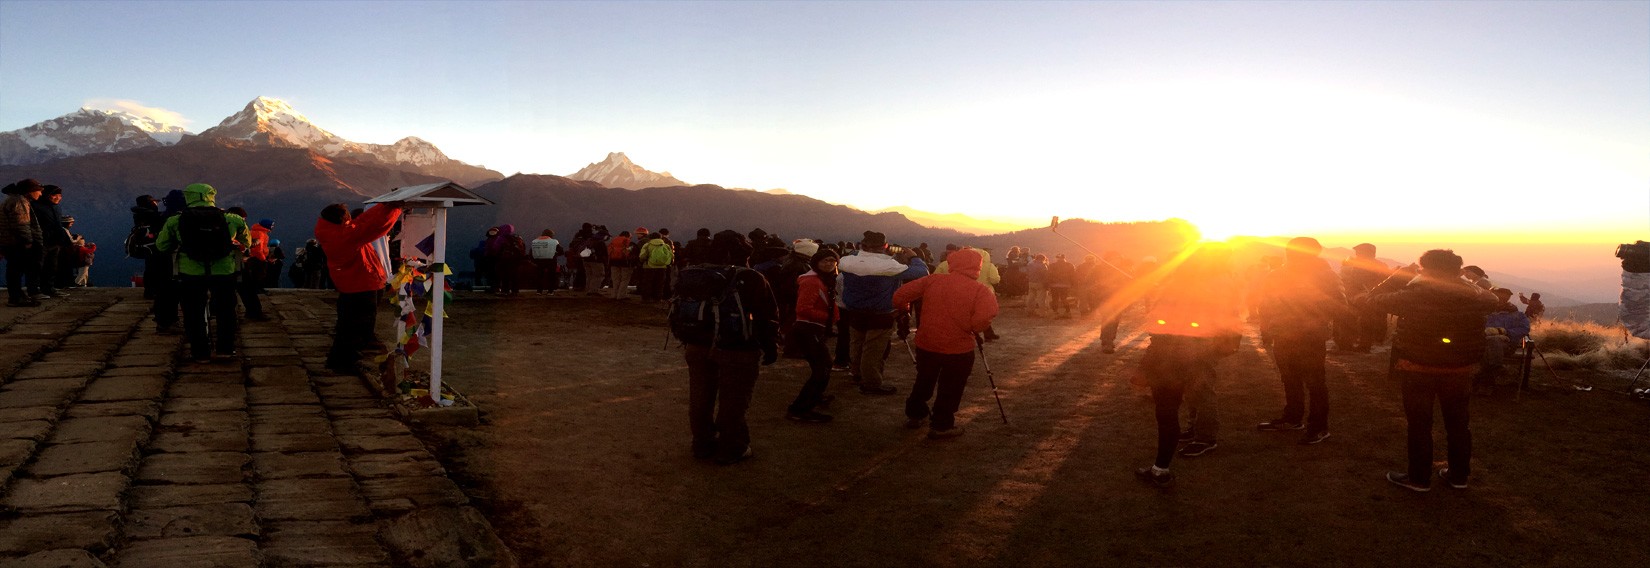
[
  {"x1": 177, "y1": 207, "x2": 233, "y2": 263},
  {"x1": 124, "y1": 225, "x2": 156, "y2": 259},
  {"x1": 669, "y1": 265, "x2": 755, "y2": 348},
  {"x1": 644, "y1": 240, "x2": 673, "y2": 268}
]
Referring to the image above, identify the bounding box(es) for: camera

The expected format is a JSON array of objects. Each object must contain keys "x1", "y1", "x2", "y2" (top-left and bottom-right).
[{"x1": 1617, "y1": 241, "x2": 1650, "y2": 273}]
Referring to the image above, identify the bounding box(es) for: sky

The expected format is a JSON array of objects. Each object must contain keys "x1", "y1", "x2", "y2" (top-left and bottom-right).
[{"x1": 1, "y1": 0, "x2": 1647, "y2": 248}]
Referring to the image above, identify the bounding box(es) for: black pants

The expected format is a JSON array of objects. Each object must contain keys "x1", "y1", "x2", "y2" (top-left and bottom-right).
[
  {"x1": 32, "y1": 244, "x2": 59, "y2": 295},
  {"x1": 1151, "y1": 382, "x2": 1188, "y2": 468},
  {"x1": 146, "y1": 256, "x2": 180, "y2": 329},
  {"x1": 180, "y1": 274, "x2": 239, "y2": 359},
  {"x1": 906, "y1": 348, "x2": 975, "y2": 430},
  {"x1": 4, "y1": 245, "x2": 39, "y2": 302},
  {"x1": 328, "y1": 290, "x2": 380, "y2": 368},
  {"x1": 1142, "y1": 335, "x2": 1219, "y2": 468},
  {"x1": 1398, "y1": 367, "x2": 1473, "y2": 482},
  {"x1": 238, "y1": 262, "x2": 265, "y2": 318},
  {"x1": 685, "y1": 344, "x2": 760, "y2": 461},
  {"x1": 533, "y1": 259, "x2": 558, "y2": 293},
  {"x1": 639, "y1": 267, "x2": 668, "y2": 302},
  {"x1": 1273, "y1": 333, "x2": 1329, "y2": 432},
  {"x1": 787, "y1": 325, "x2": 834, "y2": 415}
]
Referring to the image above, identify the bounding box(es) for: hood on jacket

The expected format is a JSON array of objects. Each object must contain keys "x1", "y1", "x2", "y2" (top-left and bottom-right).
[
  {"x1": 948, "y1": 248, "x2": 983, "y2": 280},
  {"x1": 498, "y1": 224, "x2": 515, "y2": 237},
  {"x1": 183, "y1": 183, "x2": 217, "y2": 208}
]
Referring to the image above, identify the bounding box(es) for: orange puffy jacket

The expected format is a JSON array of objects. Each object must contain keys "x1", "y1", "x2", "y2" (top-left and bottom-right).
[{"x1": 314, "y1": 204, "x2": 401, "y2": 294}]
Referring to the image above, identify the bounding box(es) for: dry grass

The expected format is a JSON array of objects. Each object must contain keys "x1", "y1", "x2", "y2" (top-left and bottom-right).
[{"x1": 1532, "y1": 319, "x2": 1650, "y2": 370}]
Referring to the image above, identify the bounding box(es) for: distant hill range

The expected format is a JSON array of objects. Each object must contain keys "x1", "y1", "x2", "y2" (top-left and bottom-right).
[{"x1": 566, "y1": 152, "x2": 688, "y2": 189}]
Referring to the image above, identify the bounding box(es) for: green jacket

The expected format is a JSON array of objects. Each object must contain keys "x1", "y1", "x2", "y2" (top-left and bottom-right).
[
  {"x1": 155, "y1": 183, "x2": 251, "y2": 276},
  {"x1": 638, "y1": 237, "x2": 674, "y2": 269}
]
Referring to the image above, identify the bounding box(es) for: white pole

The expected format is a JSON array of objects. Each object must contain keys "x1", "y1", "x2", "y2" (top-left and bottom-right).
[{"x1": 430, "y1": 202, "x2": 452, "y2": 406}]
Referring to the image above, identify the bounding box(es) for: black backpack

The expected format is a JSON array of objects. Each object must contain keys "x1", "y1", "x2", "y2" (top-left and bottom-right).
[
  {"x1": 124, "y1": 224, "x2": 156, "y2": 259},
  {"x1": 177, "y1": 207, "x2": 233, "y2": 263},
  {"x1": 669, "y1": 265, "x2": 755, "y2": 348}
]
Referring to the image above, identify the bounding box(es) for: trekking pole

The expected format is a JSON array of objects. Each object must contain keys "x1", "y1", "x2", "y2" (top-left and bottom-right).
[
  {"x1": 900, "y1": 335, "x2": 918, "y2": 365},
  {"x1": 975, "y1": 334, "x2": 1009, "y2": 425},
  {"x1": 1050, "y1": 217, "x2": 1135, "y2": 279}
]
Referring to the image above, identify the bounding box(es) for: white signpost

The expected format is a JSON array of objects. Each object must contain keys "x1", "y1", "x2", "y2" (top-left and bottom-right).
[{"x1": 365, "y1": 182, "x2": 492, "y2": 406}]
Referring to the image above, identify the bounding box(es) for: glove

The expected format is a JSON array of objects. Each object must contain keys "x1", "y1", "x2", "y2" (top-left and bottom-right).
[{"x1": 761, "y1": 347, "x2": 778, "y2": 366}]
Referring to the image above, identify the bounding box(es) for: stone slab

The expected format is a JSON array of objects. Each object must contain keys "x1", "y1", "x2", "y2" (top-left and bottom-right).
[
  {"x1": 3, "y1": 420, "x2": 52, "y2": 441},
  {"x1": 326, "y1": 408, "x2": 394, "y2": 420},
  {"x1": 249, "y1": 415, "x2": 331, "y2": 437},
  {"x1": 315, "y1": 381, "x2": 375, "y2": 400},
  {"x1": 0, "y1": 472, "x2": 127, "y2": 512},
  {"x1": 0, "y1": 388, "x2": 74, "y2": 410},
  {"x1": 245, "y1": 356, "x2": 294, "y2": 368},
  {"x1": 0, "y1": 438, "x2": 35, "y2": 468},
  {"x1": 79, "y1": 375, "x2": 167, "y2": 402},
  {"x1": 0, "y1": 549, "x2": 110, "y2": 568},
  {"x1": 96, "y1": 365, "x2": 169, "y2": 378},
  {"x1": 48, "y1": 415, "x2": 152, "y2": 444},
  {"x1": 135, "y1": 452, "x2": 250, "y2": 485},
  {"x1": 0, "y1": 407, "x2": 57, "y2": 424},
  {"x1": 127, "y1": 503, "x2": 258, "y2": 540},
  {"x1": 248, "y1": 366, "x2": 309, "y2": 388},
  {"x1": 149, "y1": 429, "x2": 248, "y2": 454},
  {"x1": 330, "y1": 418, "x2": 410, "y2": 438},
  {"x1": 247, "y1": 386, "x2": 320, "y2": 406},
  {"x1": 39, "y1": 348, "x2": 117, "y2": 364},
  {"x1": 63, "y1": 400, "x2": 162, "y2": 420},
  {"x1": 167, "y1": 383, "x2": 245, "y2": 400},
  {"x1": 241, "y1": 347, "x2": 299, "y2": 357},
  {"x1": 240, "y1": 336, "x2": 294, "y2": 349},
  {"x1": 248, "y1": 404, "x2": 327, "y2": 419},
  {"x1": 113, "y1": 536, "x2": 259, "y2": 568},
  {"x1": 11, "y1": 362, "x2": 104, "y2": 381},
  {"x1": 0, "y1": 511, "x2": 120, "y2": 557},
  {"x1": 129, "y1": 483, "x2": 253, "y2": 509},
  {"x1": 26, "y1": 438, "x2": 143, "y2": 477},
  {"x1": 158, "y1": 411, "x2": 248, "y2": 434},
  {"x1": 261, "y1": 531, "x2": 389, "y2": 567},
  {"x1": 107, "y1": 353, "x2": 174, "y2": 368},
  {"x1": 161, "y1": 397, "x2": 247, "y2": 413},
  {"x1": 336, "y1": 435, "x2": 427, "y2": 455},
  {"x1": 250, "y1": 433, "x2": 337, "y2": 453},
  {"x1": 171, "y1": 371, "x2": 243, "y2": 385},
  {"x1": 60, "y1": 334, "x2": 126, "y2": 347},
  {"x1": 344, "y1": 452, "x2": 445, "y2": 479},
  {"x1": 2, "y1": 378, "x2": 89, "y2": 392},
  {"x1": 252, "y1": 451, "x2": 349, "y2": 479},
  {"x1": 356, "y1": 476, "x2": 468, "y2": 514}
]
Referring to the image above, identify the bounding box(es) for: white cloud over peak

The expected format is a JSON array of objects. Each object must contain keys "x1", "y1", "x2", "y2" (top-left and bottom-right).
[{"x1": 81, "y1": 98, "x2": 191, "y2": 129}]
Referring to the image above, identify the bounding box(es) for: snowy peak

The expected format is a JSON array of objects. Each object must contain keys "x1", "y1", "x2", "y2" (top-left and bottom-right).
[
  {"x1": 0, "y1": 107, "x2": 191, "y2": 166},
  {"x1": 567, "y1": 152, "x2": 689, "y2": 190},
  {"x1": 201, "y1": 97, "x2": 364, "y2": 156},
  {"x1": 367, "y1": 136, "x2": 449, "y2": 167}
]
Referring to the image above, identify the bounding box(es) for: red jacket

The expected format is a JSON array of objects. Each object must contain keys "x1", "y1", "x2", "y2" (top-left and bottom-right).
[
  {"x1": 314, "y1": 204, "x2": 401, "y2": 294},
  {"x1": 794, "y1": 271, "x2": 838, "y2": 328},
  {"x1": 893, "y1": 248, "x2": 999, "y2": 354},
  {"x1": 248, "y1": 224, "x2": 271, "y2": 262}
]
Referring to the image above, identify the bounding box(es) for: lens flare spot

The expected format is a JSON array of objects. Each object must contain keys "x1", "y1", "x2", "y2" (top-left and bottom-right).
[
  {"x1": 1441, "y1": 338, "x2": 1452, "y2": 343},
  {"x1": 1157, "y1": 320, "x2": 1167, "y2": 325}
]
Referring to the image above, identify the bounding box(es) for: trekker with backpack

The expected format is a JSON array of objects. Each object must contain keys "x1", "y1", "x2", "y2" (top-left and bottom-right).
[
  {"x1": 607, "y1": 230, "x2": 635, "y2": 300},
  {"x1": 529, "y1": 229, "x2": 561, "y2": 295},
  {"x1": 671, "y1": 230, "x2": 779, "y2": 465},
  {"x1": 315, "y1": 201, "x2": 403, "y2": 373},
  {"x1": 153, "y1": 183, "x2": 252, "y2": 362},
  {"x1": 892, "y1": 247, "x2": 1000, "y2": 439},
  {"x1": 637, "y1": 229, "x2": 675, "y2": 303},
  {"x1": 785, "y1": 247, "x2": 842, "y2": 423}
]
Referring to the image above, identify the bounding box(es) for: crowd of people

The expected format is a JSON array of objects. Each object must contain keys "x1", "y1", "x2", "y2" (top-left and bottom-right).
[
  {"x1": 0, "y1": 178, "x2": 1560, "y2": 493},
  {"x1": 0, "y1": 179, "x2": 99, "y2": 306}
]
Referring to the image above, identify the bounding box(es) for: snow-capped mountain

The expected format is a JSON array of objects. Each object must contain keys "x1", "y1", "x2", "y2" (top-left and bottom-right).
[
  {"x1": 0, "y1": 108, "x2": 192, "y2": 166},
  {"x1": 567, "y1": 152, "x2": 688, "y2": 189},
  {"x1": 196, "y1": 97, "x2": 500, "y2": 186}
]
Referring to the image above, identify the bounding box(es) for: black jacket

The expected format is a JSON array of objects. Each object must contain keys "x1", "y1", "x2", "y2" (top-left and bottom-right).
[{"x1": 1362, "y1": 273, "x2": 1496, "y2": 367}]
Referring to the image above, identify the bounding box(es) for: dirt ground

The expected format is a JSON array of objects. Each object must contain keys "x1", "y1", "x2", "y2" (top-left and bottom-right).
[{"x1": 406, "y1": 292, "x2": 1650, "y2": 568}]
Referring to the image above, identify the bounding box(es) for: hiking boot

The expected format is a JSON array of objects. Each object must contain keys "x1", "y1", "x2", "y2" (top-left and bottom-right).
[
  {"x1": 1257, "y1": 419, "x2": 1305, "y2": 431},
  {"x1": 1135, "y1": 466, "x2": 1175, "y2": 488},
  {"x1": 1386, "y1": 471, "x2": 1431, "y2": 492},
  {"x1": 831, "y1": 363, "x2": 851, "y2": 372},
  {"x1": 1178, "y1": 441, "x2": 1218, "y2": 457},
  {"x1": 904, "y1": 417, "x2": 927, "y2": 429},
  {"x1": 786, "y1": 410, "x2": 833, "y2": 423},
  {"x1": 715, "y1": 446, "x2": 753, "y2": 465},
  {"x1": 859, "y1": 385, "x2": 897, "y2": 396},
  {"x1": 1436, "y1": 468, "x2": 1469, "y2": 489},
  {"x1": 1299, "y1": 430, "x2": 1331, "y2": 445},
  {"x1": 927, "y1": 426, "x2": 965, "y2": 440}
]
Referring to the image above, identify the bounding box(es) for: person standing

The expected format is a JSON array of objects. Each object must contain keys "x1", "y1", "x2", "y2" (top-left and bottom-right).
[
  {"x1": 677, "y1": 230, "x2": 779, "y2": 464},
  {"x1": 30, "y1": 185, "x2": 71, "y2": 299},
  {"x1": 314, "y1": 201, "x2": 403, "y2": 373},
  {"x1": 1518, "y1": 292, "x2": 1546, "y2": 323},
  {"x1": 1360, "y1": 250, "x2": 1497, "y2": 491},
  {"x1": 1134, "y1": 245, "x2": 1242, "y2": 487},
  {"x1": 0, "y1": 180, "x2": 45, "y2": 307},
  {"x1": 785, "y1": 248, "x2": 841, "y2": 423},
  {"x1": 1024, "y1": 253, "x2": 1048, "y2": 315},
  {"x1": 265, "y1": 238, "x2": 286, "y2": 290},
  {"x1": 606, "y1": 230, "x2": 635, "y2": 300},
  {"x1": 493, "y1": 224, "x2": 527, "y2": 296},
  {"x1": 1256, "y1": 237, "x2": 1348, "y2": 445},
  {"x1": 229, "y1": 208, "x2": 267, "y2": 320},
  {"x1": 637, "y1": 228, "x2": 676, "y2": 303},
  {"x1": 892, "y1": 247, "x2": 999, "y2": 439},
  {"x1": 1046, "y1": 253, "x2": 1076, "y2": 318},
  {"x1": 839, "y1": 231, "x2": 928, "y2": 395},
  {"x1": 1337, "y1": 243, "x2": 1392, "y2": 352},
  {"x1": 154, "y1": 183, "x2": 251, "y2": 362},
  {"x1": 530, "y1": 229, "x2": 562, "y2": 295}
]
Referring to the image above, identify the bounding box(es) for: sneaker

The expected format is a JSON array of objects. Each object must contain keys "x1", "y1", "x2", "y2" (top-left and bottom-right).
[
  {"x1": 786, "y1": 410, "x2": 833, "y2": 423},
  {"x1": 831, "y1": 363, "x2": 851, "y2": 372},
  {"x1": 1178, "y1": 441, "x2": 1218, "y2": 457},
  {"x1": 927, "y1": 426, "x2": 965, "y2": 439},
  {"x1": 1257, "y1": 419, "x2": 1305, "y2": 431},
  {"x1": 32, "y1": 293, "x2": 52, "y2": 299},
  {"x1": 1386, "y1": 471, "x2": 1431, "y2": 492},
  {"x1": 715, "y1": 446, "x2": 753, "y2": 465},
  {"x1": 1177, "y1": 429, "x2": 1195, "y2": 443},
  {"x1": 1135, "y1": 466, "x2": 1175, "y2": 488},
  {"x1": 1299, "y1": 430, "x2": 1331, "y2": 445},
  {"x1": 1436, "y1": 468, "x2": 1469, "y2": 489},
  {"x1": 859, "y1": 385, "x2": 897, "y2": 395},
  {"x1": 904, "y1": 417, "x2": 927, "y2": 429}
]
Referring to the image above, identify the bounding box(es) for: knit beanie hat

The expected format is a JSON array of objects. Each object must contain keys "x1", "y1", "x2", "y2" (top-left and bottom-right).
[{"x1": 811, "y1": 247, "x2": 839, "y2": 268}]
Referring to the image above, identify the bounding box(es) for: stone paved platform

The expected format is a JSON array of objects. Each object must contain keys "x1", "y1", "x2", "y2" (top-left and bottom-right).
[{"x1": 0, "y1": 289, "x2": 515, "y2": 568}]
